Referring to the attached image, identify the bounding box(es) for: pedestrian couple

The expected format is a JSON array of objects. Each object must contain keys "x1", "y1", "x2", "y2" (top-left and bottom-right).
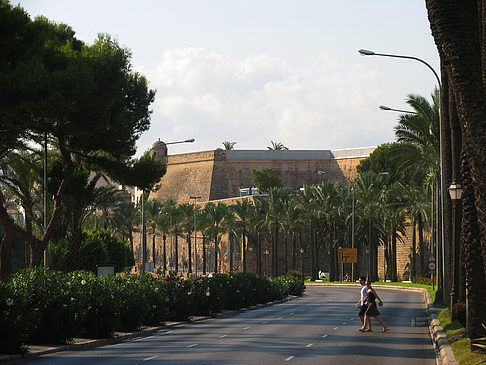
[{"x1": 357, "y1": 276, "x2": 389, "y2": 333}]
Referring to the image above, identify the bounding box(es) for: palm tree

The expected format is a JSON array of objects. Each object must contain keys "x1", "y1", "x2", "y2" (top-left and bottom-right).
[
  {"x1": 110, "y1": 202, "x2": 139, "y2": 250},
  {"x1": 267, "y1": 187, "x2": 289, "y2": 276},
  {"x1": 203, "y1": 202, "x2": 228, "y2": 273},
  {"x1": 267, "y1": 141, "x2": 289, "y2": 150},
  {"x1": 230, "y1": 199, "x2": 252, "y2": 272},
  {"x1": 178, "y1": 203, "x2": 195, "y2": 273},
  {"x1": 222, "y1": 141, "x2": 237, "y2": 150},
  {"x1": 355, "y1": 172, "x2": 387, "y2": 281},
  {"x1": 164, "y1": 203, "x2": 181, "y2": 272},
  {"x1": 297, "y1": 186, "x2": 320, "y2": 280},
  {"x1": 0, "y1": 150, "x2": 42, "y2": 267},
  {"x1": 280, "y1": 198, "x2": 303, "y2": 272},
  {"x1": 248, "y1": 197, "x2": 268, "y2": 275},
  {"x1": 314, "y1": 182, "x2": 341, "y2": 281},
  {"x1": 145, "y1": 199, "x2": 163, "y2": 267}
]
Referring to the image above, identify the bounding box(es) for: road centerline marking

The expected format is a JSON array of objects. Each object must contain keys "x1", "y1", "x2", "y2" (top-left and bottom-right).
[
  {"x1": 187, "y1": 343, "x2": 198, "y2": 348},
  {"x1": 143, "y1": 355, "x2": 158, "y2": 361},
  {"x1": 285, "y1": 356, "x2": 295, "y2": 361},
  {"x1": 306, "y1": 343, "x2": 314, "y2": 348},
  {"x1": 243, "y1": 326, "x2": 250, "y2": 330},
  {"x1": 219, "y1": 334, "x2": 227, "y2": 338},
  {"x1": 322, "y1": 334, "x2": 328, "y2": 338},
  {"x1": 333, "y1": 327, "x2": 338, "y2": 330}
]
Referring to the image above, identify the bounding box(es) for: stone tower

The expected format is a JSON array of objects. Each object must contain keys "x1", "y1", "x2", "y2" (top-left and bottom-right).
[{"x1": 151, "y1": 140, "x2": 168, "y2": 164}]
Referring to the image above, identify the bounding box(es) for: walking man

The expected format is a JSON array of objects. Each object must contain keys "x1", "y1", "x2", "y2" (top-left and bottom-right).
[{"x1": 357, "y1": 276, "x2": 368, "y2": 330}]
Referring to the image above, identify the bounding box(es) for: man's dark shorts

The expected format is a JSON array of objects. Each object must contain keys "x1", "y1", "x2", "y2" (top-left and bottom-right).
[{"x1": 358, "y1": 305, "x2": 367, "y2": 316}]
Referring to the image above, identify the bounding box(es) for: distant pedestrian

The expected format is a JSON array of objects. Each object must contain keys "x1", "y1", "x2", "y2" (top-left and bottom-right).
[
  {"x1": 356, "y1": 276, "x2": 368, "y2": 330},
  {"x1": 359, "y1": 281, "x2": 389, "y2": 333}
]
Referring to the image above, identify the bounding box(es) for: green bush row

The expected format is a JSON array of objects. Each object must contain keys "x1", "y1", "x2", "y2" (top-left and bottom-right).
[{"x1": 0, "y1": 268, "x2": 305, "y2": 354}]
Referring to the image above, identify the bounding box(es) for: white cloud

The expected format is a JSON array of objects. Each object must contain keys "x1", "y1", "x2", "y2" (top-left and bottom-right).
[{"x1": 138, "y1": 47, "x2": 393, "y2": 153}]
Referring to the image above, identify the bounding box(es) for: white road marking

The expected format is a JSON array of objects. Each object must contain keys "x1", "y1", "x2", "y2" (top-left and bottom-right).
[
  {"x1": 277, "y1": 317, "x2": 282, "y2": 320},
  {"x1": 219, "y1": 334, "x2": 227, "y2": 338},
  {"x1": 159, "y1": 330, "x2": 173, "y2": 335},
  {"x1": 333, "y1": 327, "x2": 338, "y2": 330},
  {"x1": 306, "y1": 343, "x2": 314, "y2": 348},
  {"x1": 342, "y1": 322, "x2": 347, "y2": 325},
  {"x1": 187, "y1": 343, "x2": 198, "y2": 348},
  {"x1": 322, "y1": 334, "x2": 328, "y2": 338},
  {"x1": 262, "y1": 321, "x2": 269, "y2": 324},
  {"x1": 285, "y1": 356, "x2": 295, "y2": 361},
  {"x1": 350, "y1": 318, "x2": 354, "y2": 320},
  {"x1": 143, "y1": 355, "x2": 158, "y2": 361},
  {"x1": 289, "y1": 312, "x2": 295, "y2": 316},
  {"x1": 243, "y1": 326, "x2": 250, "y2": 330}
]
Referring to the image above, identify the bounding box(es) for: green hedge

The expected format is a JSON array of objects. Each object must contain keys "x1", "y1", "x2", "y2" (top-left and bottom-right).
[{"x1": 0, "y1": 268, "x2": 305, "y2": 354}]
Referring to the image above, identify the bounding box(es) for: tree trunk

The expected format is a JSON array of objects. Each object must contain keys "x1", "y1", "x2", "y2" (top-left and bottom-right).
[
  {"x1": 242, "y1": 227, "x2": 246, "y2": 273},
  {"x1": 174, "y1": 231, "x2": 178, "y2": 272},
  {"x1": 418, "y1": 213, "x2": 425, "y2": 277},
  {"x1": 391, "y1": 231, "x2": 398, "y2": 282},
  {"x1": 411, "y1": 220, "x2": 417, "y2": 280},
  {"x1": 0, "y1": 229, "x2": 14, "y2": 282},
  {"x1": 214, "y1": 237, "x2": 218, "y2": 273},
  {"x1": 461, "y1": 152, "x2": 486, "y2": 342},
  {"x1": 292, "y1": 231, "x2": 296, "y2": 271},
  {"x1": 187, "y1": 234, "x2": 191, "y2": 273},
  {"x1": 310, "y1": 218, "x2": 317, "y2": 281},
  {"x1": 163, "y1": 234, "x2": 167, "y2": 272},
  {"x1": 284, "y1": 234, "x2": 288, "y2": 274},
  {"x1": 273, "y1": 221, "x2": 279, "y2": 276}
]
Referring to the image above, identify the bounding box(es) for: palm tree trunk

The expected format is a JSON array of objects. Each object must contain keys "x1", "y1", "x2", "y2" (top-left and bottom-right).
[
  {"x1": 310, "y1": 218, "x2": 317, "y2": 281},
  {"x1": 214, "y1": 237, "x2": 218, "y2": 273},
  {"x1": 412, "y1": 220, "x2": 417, "y2": 280},
  {"x1": 174, "y1": 231, "x2": 179, "y2": 272},
  {"x1": 284, "y1": 234, "x2": 288, "y2": 274},
  {"x1": 0, "y1": 229, "x2": 14, "y2": 282},
  {"x1": 460, "y1": 153, "x2": 486, "y2": 341},
  {"x1": 163, "y1": 234, "x2": 167, "y2": 272},
  {"x1": 152, "y1": 233, "x2": 156, "y2": 268},
  {"x1": 418, "y1": 214, "x2": 425, "y2": 277},
  {"x1": 242, "y1": 227, "x2": 246, "y2": 273},
  {"x1": 203, "y1": 235, "x2": 207, "y2": 274},
  {"x1": 187, "y1": 234, "x2": 192, "y2": 273},
  {"x1": 292, "y1": 231, "x2": 296, "y2": 271},
  {"x1": 273, "y1": 221, "x2": 279, "y2": 276},
  {"x1": 392, "y1": 232, "x2": 398, "y2": 282}
]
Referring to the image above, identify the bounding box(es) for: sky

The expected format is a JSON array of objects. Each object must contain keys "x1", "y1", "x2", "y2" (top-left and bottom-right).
[{"x1": 18, "y1": 0, "x2": 440, "y2": 157}]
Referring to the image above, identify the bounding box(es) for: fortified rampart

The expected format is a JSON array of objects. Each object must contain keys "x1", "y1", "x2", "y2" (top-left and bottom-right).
[{"x1": 150, "y1": 147, "x2": 376, "y2": 204}]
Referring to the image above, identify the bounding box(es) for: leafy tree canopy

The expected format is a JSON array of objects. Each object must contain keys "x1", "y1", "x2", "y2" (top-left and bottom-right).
[{"x1": 251, "y1": 168, "x2": 282, "y2": 193}]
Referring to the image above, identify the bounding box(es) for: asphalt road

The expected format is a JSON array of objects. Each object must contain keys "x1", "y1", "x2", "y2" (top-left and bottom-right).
[{"x1": 17, "y1": 286, "x2": 436, "y2": 364}]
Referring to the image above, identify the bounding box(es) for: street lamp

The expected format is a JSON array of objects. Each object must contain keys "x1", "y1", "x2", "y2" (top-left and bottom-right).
[
  {"x1": 379, "y1": 105, "x2": 417, "y2": 114},
  {"x1": 359, "y1": 48, "x2": 447, "y2": 303},
  {"x1": 264, "y1": 249, "x2": 270, "y2": 276},
  {"x1": 190, "y1": 196, "x2": 201, "y2": 277},
  {"x1": 300, "y1": 248, "x2": 305, "y2": 281},
  {"x1": 448, "y1": 182, "x2": 463, "y2": 320}
]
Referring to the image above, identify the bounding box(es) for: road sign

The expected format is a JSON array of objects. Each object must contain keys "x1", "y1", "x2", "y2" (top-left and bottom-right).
[
  {"x1": 428, "y1": 262, "x2": 436, "y2": 270},
  {"x1": 338, "y1": 248, "x2": 358, "y2": 263}
]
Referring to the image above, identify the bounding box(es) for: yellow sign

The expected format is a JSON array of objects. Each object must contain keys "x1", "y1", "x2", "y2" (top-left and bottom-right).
[{"x1": 338, "y1": 248, "x2": 358, "y2": 263}]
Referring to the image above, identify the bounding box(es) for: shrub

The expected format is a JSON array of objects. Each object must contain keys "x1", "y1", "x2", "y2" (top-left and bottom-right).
[{"x1": 10, "y1": 268, "x2": 78, "y2": 344}]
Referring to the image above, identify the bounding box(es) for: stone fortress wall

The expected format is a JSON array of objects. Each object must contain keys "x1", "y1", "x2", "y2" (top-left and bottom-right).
[{"x1": 138, "y1": 144, "x2": 425, "y2": 281}]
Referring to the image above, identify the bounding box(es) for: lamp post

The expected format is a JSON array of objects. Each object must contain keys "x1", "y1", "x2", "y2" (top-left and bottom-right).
[
  {"x1": 264, "y1": 249, "x2": 270, "y2": 276},
  {"x1": 43, "y1": 132, "x2": 48, "y2": 268},
  {"x1": 448, "y1": 182, "x2": 463, "y2": 320},
  {"x1": 300, "y1": 248, "x2": 305, "y2": 281},
  {"x1": 190, "y1": 196, "x2": 201, "y2": 277},
  {"x1": 359, "y1": 48, "x2": 446, "y2": 302}
]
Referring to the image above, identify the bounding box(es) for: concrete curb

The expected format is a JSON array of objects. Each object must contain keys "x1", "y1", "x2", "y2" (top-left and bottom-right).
[{"x1": 0, "y1": 297, "x2": 295, "y2": 363}]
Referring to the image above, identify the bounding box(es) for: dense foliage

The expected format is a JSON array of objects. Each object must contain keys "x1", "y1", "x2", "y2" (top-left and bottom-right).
[
  {"x1": 49, "y1": 229, "x2": 134, "y2": 273},
  {"x1": 0, "y1": 268, "x2": 305, "y2": 353}
]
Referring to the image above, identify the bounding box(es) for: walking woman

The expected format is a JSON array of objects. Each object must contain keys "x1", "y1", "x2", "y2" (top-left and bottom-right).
[{"x1": 359, "y1": 281, "x2": 389, "y2": 333}]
